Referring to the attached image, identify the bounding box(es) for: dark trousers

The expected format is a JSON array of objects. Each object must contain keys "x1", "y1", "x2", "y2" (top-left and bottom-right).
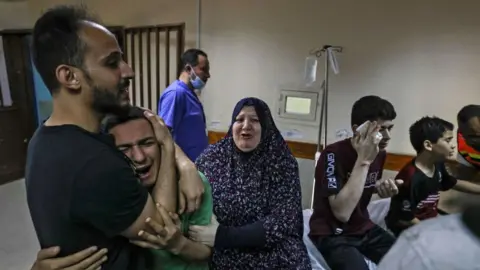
[
  {"x1": 386, "y1": 222, "x2": 407, "y2": 238},
  {"x1": 312, "y1": 225, "x2": 395, "y2": 270}
]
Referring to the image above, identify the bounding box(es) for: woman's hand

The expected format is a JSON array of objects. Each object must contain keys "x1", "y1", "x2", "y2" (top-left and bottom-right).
[{"x1": 188, "y1": 215, "x2": 219, "y2": 247}]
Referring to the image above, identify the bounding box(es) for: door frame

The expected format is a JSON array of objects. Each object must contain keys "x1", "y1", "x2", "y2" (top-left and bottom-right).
[
  {"x1": 0, "y1": 27, "x2": 126, "y2": 185},
  {"x1": 0, "y1": 29, "x2": 37, "y2": 185},
  {"x1": 0, "y1": 29, "x2": 37, "y2": 137}
]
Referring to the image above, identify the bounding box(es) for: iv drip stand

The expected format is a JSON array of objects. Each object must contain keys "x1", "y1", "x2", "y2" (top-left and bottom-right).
[
  {"x1": 310, "y1": 45, "x2": 343, "y2": 152},
  {"x1": 309, "y1": 45, "x2": 342, "y2": 209}
]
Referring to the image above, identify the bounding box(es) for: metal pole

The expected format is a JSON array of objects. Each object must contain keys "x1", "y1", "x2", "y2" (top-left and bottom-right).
[
  {"x1": 196, "y1": 0, "x2": 202, "y2": 48},
  {"x1": 317, "y1": 80, "x2": 326, "y2": 152},
  {"x1": 324, "y1": 49, "x2": 329, "y2": 148},
  {"x1": 311, "y1": 45, "x2": 341, "y2": 209}
]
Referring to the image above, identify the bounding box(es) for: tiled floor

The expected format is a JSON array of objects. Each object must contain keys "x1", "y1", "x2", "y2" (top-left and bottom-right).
[{"x1": 0, "y1": 179, "x2": 39, "y2": 270}]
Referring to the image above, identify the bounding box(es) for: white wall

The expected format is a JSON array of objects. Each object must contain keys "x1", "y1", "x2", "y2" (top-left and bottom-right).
[
  {"x1": 3, "y1": 0, "x2": 479, "y2": 155},
  {"x1": 200, "y1": 0, "x2": 480, "y2": 155},
  {"x1": 0, "y1": 2, "x2": 31, "y2": 29}
]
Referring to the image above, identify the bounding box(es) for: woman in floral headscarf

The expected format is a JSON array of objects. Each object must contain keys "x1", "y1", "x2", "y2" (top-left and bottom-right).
[{"x1": 189, "y1": 97, "x2": 311, "y2": 269}]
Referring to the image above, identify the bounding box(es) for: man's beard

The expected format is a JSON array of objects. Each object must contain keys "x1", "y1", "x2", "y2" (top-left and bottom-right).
[
  {"x1": 91, "y1": 85, "x2": 130, "y2": 117},
  {"x1": 84, "y1": 72, "x2": 131, "y2": 117}
]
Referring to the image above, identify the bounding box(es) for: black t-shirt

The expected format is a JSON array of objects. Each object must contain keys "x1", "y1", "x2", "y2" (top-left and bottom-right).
[
  {"x1": 385, "y1": 159, "x2": 457, "y2": 236},
  {"x1": 309, "y1": 139, "x2": 386, "y2": 237},
  {"x1": 26, "y1": 125, "x2": 151, "y2": 270}
]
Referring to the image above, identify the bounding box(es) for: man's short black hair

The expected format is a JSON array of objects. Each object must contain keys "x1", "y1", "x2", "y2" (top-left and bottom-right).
[
  {"x1": 351, "y1": 95, "x2": 397, "y2": 126},
  {"x1": 102, "y1": 106, "x2": 147, "y2": 133},
  {"x1": 458, "y1": 105, "x2": 480, "y2": 125},
  {"x1": 181, "y1": 48, "x2": 208, "y2": 68},
  {"x1": 32, "y1": 5, "x2": 98, "y2": 94},
  {"x1": 409, "y1": 116, "x2": 454, "y2": 153}
]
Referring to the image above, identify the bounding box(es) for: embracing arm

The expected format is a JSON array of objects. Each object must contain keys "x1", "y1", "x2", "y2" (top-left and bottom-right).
[
  {"x1": 445, "y1": 160, "x2": 480, "y2": 182},
  {"x1": 175, "y1": 143, "x2": 193, "y2": 168},
  {"x1": 176, "y1": 143, "x2": 205, "y2": 214},
  {"x1": 31, "y1": 247, "x2": 107, "y2": 270},
  {"x1": 152, "y1": 141, "x2": 205, "y2": 214},
  {"x1": 121, "y1": 193, "x2": 166, "y2": 239},
  {"x1": 440, "y1": 163, "x2": 480, "y2": 194},
  {"x1": 145, "y1": 110, "x2": 204, "y2": 214},
  {"x1": 452, "y1": 180, "x2": 480, "y2": 194},
  {"x1": 152, "y1": 140, "x2": 177, "y2": 212}
]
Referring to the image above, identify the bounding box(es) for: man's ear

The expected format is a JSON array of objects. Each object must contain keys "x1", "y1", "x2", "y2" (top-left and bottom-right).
[
  {"x1": 423, "y1": 140, "x2": 433, "y2": 151},
  {"x1": 55, "y1": 65, "x2": 81, "y2": 91}
]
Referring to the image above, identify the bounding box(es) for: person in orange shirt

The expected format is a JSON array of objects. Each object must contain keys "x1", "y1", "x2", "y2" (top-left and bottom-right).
[{"x1": 452, "y1": 105, "x2": 480, "y2": 181}]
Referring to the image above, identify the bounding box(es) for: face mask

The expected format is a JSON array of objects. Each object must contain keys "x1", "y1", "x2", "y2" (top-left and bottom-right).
[
  {"x1": 189, "y1": 68, "x2": 206, "y2": 91},
  {"x1": 457, "y1": 131, "x2": 480, "y2": 168}
]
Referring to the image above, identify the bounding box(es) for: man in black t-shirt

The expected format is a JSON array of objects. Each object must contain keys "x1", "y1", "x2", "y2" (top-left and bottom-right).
[{"x1": 26, "y1": 5, "x2": 195, "y2": 270}]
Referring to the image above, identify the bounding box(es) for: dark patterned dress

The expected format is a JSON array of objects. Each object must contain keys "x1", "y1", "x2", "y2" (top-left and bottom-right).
[{"x1": 196, "y1": 97, "x2": 311, "y2": 269}]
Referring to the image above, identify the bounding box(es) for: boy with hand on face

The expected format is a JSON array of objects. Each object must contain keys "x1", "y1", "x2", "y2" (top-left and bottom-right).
[
  {"x1": 385, "y1": 116, "x2": 480, "y2": 236},
  {"x1": 309, "y1": 96, "x2": 401, "y2": 270}
]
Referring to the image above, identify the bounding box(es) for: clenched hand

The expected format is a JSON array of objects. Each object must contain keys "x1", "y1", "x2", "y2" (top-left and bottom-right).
[{"x1": 376, "y1": 178, "x2": 404, "y2": 198}]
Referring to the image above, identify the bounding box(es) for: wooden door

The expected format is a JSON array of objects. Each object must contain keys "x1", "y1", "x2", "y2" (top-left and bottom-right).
[
  {"x1": 0, "y1": 27, "x2": 126, "y2": 185},
  {"x1": 0, "y1": 32, "x2": 36, "y2": 185}
]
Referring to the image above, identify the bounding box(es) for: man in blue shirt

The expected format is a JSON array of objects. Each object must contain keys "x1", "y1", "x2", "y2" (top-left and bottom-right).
[{"x1": 158, "y1": 49, "x2": 210, "y2": 161}]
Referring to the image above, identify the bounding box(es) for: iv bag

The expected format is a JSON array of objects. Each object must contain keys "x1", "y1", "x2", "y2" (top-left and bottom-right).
[
  {"x1": 327, "y1": 47, "x2": 340, "y2": 75},
  {"x1": 335, "y1": 129, "x2": 350, "y2": 140},
  {"x1": 304, "y1": 56, "x2": 318, "y2": 86}
]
